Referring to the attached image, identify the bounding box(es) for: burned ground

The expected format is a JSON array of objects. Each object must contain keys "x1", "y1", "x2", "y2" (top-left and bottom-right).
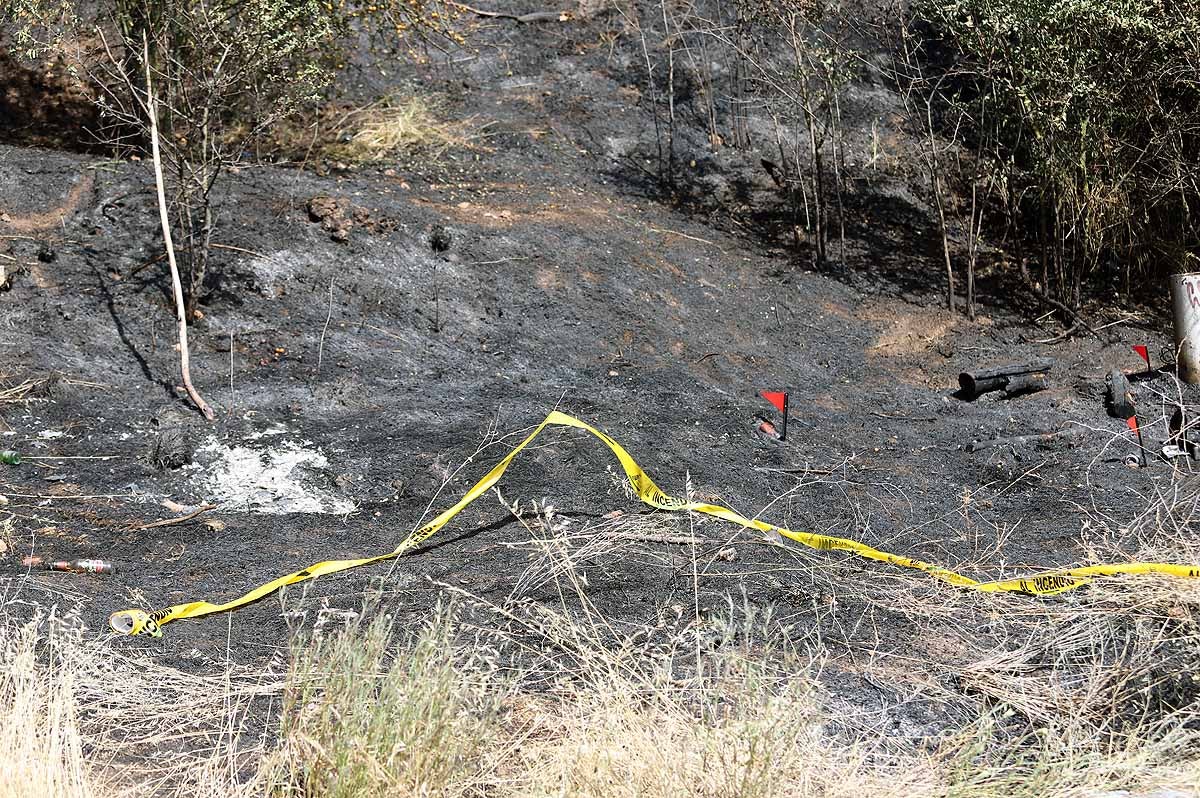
[{"x1": 2, "y1": 3, "x2": 1198, "y2": 762}]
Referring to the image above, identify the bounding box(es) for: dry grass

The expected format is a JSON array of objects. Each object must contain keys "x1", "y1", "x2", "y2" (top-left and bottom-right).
[
  {"x1": 0, "y1": 618, "x2": 96, "y2": 798},
  {"x1": 0, "y1": 374, "x2": 53, "y2": 405},
  {"x1": 928, "y1": 715, "x2": 1193, "y2": 798},
  {"x1": 255, "y1": 589, "x2": 942, "y2": 798},
  {"x1": 504, "y1": 631, "x2": 932, "y2": 798},
  {"x1": 0, "y1": 589, "x2": 279, "y2": 797},
  {"x1": 3, "y1": 471, "x2": 1200, "y2": 796},
  {"x1": 0, "y1": 373, "x2": 106, "y2": 408},
  {"x1": 248, "y1": 92, "x2": 477, "y2": 165},
  {"x1": 1, "y1": 591, "x2": 1198, "y2": 797},
  {"x1": 329, "y1": 94, "x2": 474, "y2": 163},
  {"x1": 262, "y1": 603, "x2": 512, "y2": 797}
]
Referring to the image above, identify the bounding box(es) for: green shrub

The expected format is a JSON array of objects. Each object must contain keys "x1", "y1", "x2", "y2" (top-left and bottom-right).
[{"x1": 914, "y1": 0, "x2": 1200, "y2": 304}]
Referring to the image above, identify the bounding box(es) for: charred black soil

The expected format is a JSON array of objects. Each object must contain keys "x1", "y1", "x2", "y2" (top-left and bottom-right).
[{"x1": 1, "y1": 4, "x2": 1195, "y2": 742}]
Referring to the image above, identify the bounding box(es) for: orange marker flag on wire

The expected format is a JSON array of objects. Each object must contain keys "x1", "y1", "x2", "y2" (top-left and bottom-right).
[{"x1": 1127, "y1": 414, "x2": 1146, "y2": 465}]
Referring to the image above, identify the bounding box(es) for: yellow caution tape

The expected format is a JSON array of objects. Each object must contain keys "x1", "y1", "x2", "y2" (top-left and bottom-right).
[{"x1": 109, "y1": 411, "x2": 1200, "y2": 637}]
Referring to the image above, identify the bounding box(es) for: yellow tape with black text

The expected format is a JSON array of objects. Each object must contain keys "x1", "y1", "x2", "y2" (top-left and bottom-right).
[{"x1": 109, "y1": 411, "x2": 1200, "y2": 637}]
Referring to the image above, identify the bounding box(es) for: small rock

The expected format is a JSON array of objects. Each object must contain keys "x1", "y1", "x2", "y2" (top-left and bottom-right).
[
  {"x1": 757, "y1": 420, "x2": 781, "y2": 440},
  {"x1": 306, "y1": 196, "x2": 361, "y2": 243},
  {"x1": 761, "y1": 528, "x2": 785, "y2": 546},
  {"x1": 307, "y1": 195, "x2": 341, "y2": 223}
]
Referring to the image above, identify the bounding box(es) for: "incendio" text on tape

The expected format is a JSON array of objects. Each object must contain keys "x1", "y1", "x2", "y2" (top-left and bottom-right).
[{"x1": 109, "y1": 411, "x2": 1200, "y2": 637}]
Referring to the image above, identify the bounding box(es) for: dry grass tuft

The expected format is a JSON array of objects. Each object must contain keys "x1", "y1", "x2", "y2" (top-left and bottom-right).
[
  {"x1": 0, "y1": 373, "x2": 105, "y2": 408},
  {"x1": 3, "y1": 584, "x2": 1200, "y2": 797},
  {"x1": 262, "y1": 603, "x2": 513, "y2": 798},
  {"x1": 935, "y1": 711, "x2": 1200, "y2": 798},
  {"x1": 0, "y1": 595, "x2": 280, "y2": 798},
  {"x1": 261, "y1": 590, "x2": 942, "y2": 798},
  {"x1": 333, "y1": 94, "x2": 473, "y2": 162},
  {"x1": 0, "y1": 618, "x2": 97, "y2": 798},
  {"x1": 250, "y1": 92, "x2": 477, "y2": 165},
  {"x1": 508, "y1": 645, "x2": 932, "y2": 798}
]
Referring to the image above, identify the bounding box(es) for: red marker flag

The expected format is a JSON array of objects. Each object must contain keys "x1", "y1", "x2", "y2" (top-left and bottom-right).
[
  {"x1": 1132, "y1": 345, "x2": 1150, "y2": 368},
  {"x1": 1127, "y1": 413, "x2": 1146, "y2": 465},
  {"x1": 760, "y1": 391, "x2": 789, "y2": 441},
  {"x1": 761, "y1": 391, "x2": 787, "y2": 413}
]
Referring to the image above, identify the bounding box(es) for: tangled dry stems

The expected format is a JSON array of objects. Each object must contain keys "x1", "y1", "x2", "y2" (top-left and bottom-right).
[
  {"x1": 0, "y1": 373, "x2": 57, "y2": 405},
  {"x1": 2, "y1": 453, "x2": 1200, "y2": 796}
]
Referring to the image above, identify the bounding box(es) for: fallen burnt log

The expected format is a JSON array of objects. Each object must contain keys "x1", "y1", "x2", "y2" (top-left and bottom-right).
[
  {"x1": 958, "y1": 358, "x2": 1054, "y2": 400},
  {"x1": 966, "y1": 427, "x2": 1081, "y2": 452},
  {"x1": 1105, "y1": 369, "x2": 1135, "y2": 419}
]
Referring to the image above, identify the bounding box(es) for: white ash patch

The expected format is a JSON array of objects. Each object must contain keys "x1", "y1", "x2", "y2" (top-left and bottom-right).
[
  {"x1": 245, "y1": 250, "x2": 319, "y2": 298},
  {"x1": 247, "y1": 422, "x2": 290, "y2": 440},
  {"x1": 193, "y1": 437, "x2": 353, "y2": 514}
]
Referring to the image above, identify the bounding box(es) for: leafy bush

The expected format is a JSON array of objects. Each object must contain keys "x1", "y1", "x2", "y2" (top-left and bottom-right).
[
  {"x1": 1, "y1": 0, "x2": 462, "y2": 313},
  {"x1": 914, "y1": 0, "x2": 1200, "y2": 305}
]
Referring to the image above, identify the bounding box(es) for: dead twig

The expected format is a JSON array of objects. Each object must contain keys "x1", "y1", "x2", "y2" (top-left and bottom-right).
[
  {"x1": 0, "y1": 491, "x2": 139, "y2": 500},
  {"x1": 210, "y1": 242, "x2": 267, "y2": 259},
  {"x1": 133, "y1": 503, "x2": 218, "y2": 530},
  {"x1": 444, "y1": 1, "x2": 569, "y2": 23},
  {"x1": 316, "y1": 275, "x2": 335, "y2": 378},
  {"x1": 144, "y1": 36, "x2": 214, "y2": 422},
  {"x1": 1018, "y1": 257, "x2": 1102, "y2": 340},
  {"x1": 126, "y1": 251, "x2": 168, "y2": 279},
  {"x1": 0, "y1": 378, "x2": 46, "y2": 404},
  {"x1": 646, "y1": 225, "x2": 723, "y2": 250},
  {"x1": 870, "y1": 412, "x2": 936, "y2": 422},
  {"x1": 1032, "y1": 324, "x2": 1079, "y2": 345},
  {"x1": 23, "y1": 455, "x2": 123, "y2": 461},
  {"x1": 603, "y1": 531, "x2": 711, "y2": 545}
]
